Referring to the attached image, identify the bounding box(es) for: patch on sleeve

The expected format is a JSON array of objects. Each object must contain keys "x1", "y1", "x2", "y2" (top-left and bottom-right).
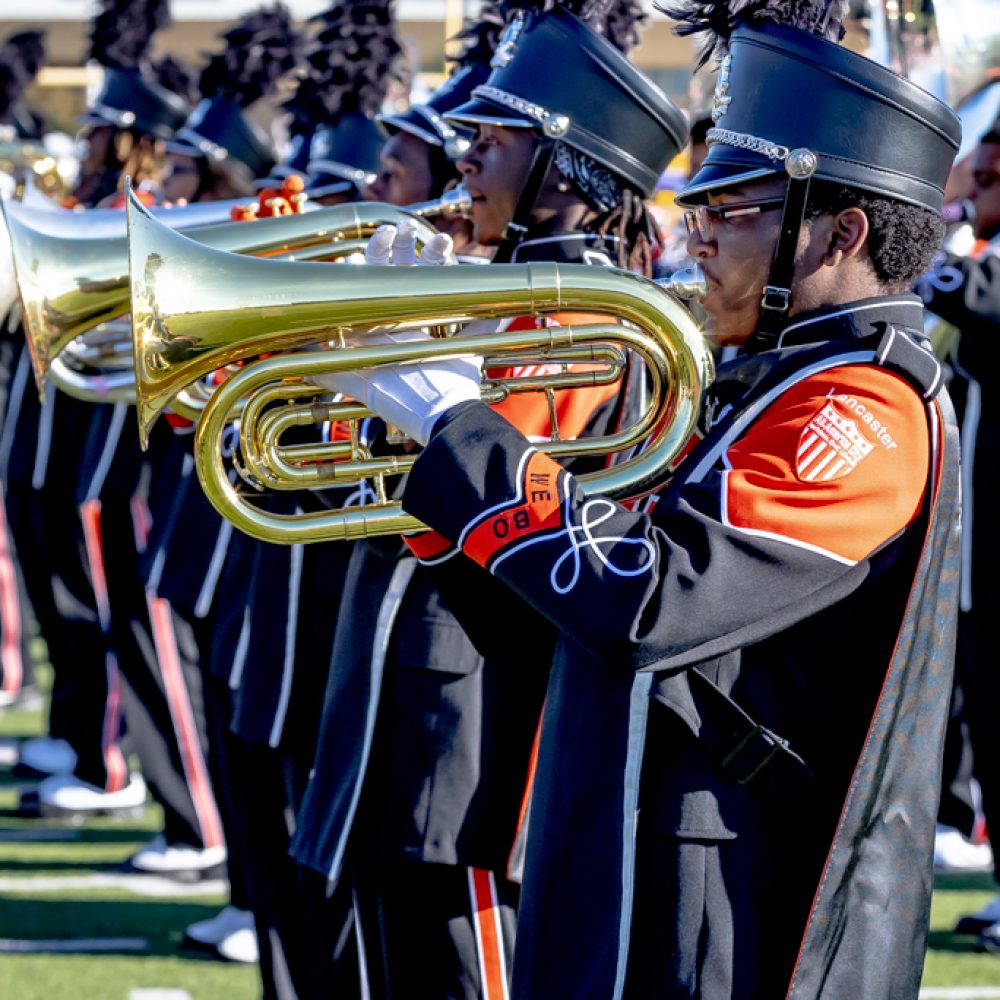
[
  {"x1": 404, "y1": 529, "x2": 457, "y2": 564},
  {"x1": 796, "y1": 400, "x2": 875, "y2": 482},
  {"x1": 724, "y1": 365, "x2": 928, "y2": 564},
  {"x1": 462, "y1": 450, "x2": 567, "y2": 569}
]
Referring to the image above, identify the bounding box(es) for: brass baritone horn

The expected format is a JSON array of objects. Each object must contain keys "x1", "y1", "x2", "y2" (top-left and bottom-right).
[
  {"x1": 127, "y1": 189, "x2": 713, "y2": 544},
  {"x1": 2, "y1": 194, "x2": 459, "y2": 391},
  {"x1": 42, "y1": 187, "x2": 482, "y2": 408}
]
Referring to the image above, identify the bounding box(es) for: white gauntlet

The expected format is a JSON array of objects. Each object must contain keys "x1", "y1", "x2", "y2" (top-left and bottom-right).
[{"x1": 317, "y1": 224, "x2": 482, "y2": 445}]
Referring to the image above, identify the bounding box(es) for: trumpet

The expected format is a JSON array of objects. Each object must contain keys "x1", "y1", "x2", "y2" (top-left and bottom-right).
[
  {"x1": 127, "y1": 188, "x2": 713, "y2": 544},
  {"x1": 3, "y1": 190, "x2": 469, "y2": 392}
]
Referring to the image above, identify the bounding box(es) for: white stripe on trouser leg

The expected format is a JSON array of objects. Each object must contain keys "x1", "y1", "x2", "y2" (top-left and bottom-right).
[
  {"x1": 352, "y1": 885, "x2": 371, "y2": 1000},
  {"x1": 467, "y1": 868, "x2": 510, "y2": 1000}
]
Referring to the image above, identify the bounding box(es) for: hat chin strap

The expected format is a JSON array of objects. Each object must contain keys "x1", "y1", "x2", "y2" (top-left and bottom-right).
[
  {"x1": 492, "y1": 137, "x2": 556, "y2": 265},
  {"x1": 751, "y1": 171, "x2": 813, "y2": 350}
]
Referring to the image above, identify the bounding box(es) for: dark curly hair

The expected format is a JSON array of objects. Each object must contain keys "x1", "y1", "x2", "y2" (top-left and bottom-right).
[{"x1": 804, "y1": 181, "x2": 947, "y2": 291}]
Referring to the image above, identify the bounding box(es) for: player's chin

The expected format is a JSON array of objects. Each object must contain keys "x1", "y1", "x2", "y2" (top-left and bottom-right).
[{"x1": 702, "y1": 301, "x2": 756, "y2": 348}]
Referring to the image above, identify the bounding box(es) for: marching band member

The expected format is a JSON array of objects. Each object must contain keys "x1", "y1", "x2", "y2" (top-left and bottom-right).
[
  {"x1": 71, "y1": 0, "x2": 187, "y2": 208},
  {"x1": 10, "y1": 0, "x2": 188, "y2": 816},
  {"x1": 196, "y1": 3, "x2": 396, "y2": 992},
  {"x1": 278, "y1": 0, "x2": 402, "y2": 208},
  {"x1": 322, "y1": 0, "x2": 963, "y2": 994},
  {"x1": 367, "y1": 3, "x2": 502, "y2": 257},
  {"x1": 292, "y1": 3, "x2": 688, "y2": 996},
  {"x1": 920, "y1": 120, "x2": 1000, "y2": 952},
  {"x1": 162, "y1": 5, "x2": 301, "y2": 206},
  {"x1": 0, "y1": 28, "x2": 48, "y2": 714}
]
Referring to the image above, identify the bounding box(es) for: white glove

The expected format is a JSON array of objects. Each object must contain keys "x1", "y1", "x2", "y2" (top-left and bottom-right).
[
  {"x1": 365, "y1": 221, "x2": 453, "y2": 267},
  {"x1": 317, "y1": 227, "x2": 478, "y2": 445},
  {"x1": 318, "y1": 329, "x2": 481, "y2": 445}
]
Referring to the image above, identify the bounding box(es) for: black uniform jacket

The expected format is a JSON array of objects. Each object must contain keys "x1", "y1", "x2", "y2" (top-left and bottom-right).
[
  {"x1": 291, "y1": 233, "x2": 634, "y2": 882},
  {"x1": 921, "y1": 243, "x2": 1000, "y2": 619},
  {"x1": 401, "y1": 295, "x2": 961, "y2": 999}
]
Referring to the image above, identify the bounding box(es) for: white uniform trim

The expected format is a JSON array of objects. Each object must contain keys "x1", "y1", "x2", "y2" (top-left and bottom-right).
[
  {"x1": 82, "y1": 402, "x2": 128, "y2": 501},
  {"x1": 325, "y1": 556, "x2": 418, "y2": 885},
  {"x1": 0, "y1": 349, "x2": 29, "y2": 481},
  {"x1": 612, "y1": 671, "x2": 654, "y2": 1000},
  {"x1": 269, "y1": 534, "x2": 303, "y2": 748},
  {"x1": 31, "y1": 383, "x2": 56, "y2": 490}
]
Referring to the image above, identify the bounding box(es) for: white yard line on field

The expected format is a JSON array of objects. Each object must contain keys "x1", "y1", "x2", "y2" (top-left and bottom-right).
[
  {"x1": 0, "y1": 937, "x2": 148, "y2": 953},
  {"x1": 0, "y1": 828, "x2": 83, "y2": 841},
  {"x1": 920, "y1": 990, "x2": 1000, "y2": 998},
  {"x1": 130, "y1": 992, "x2": 193, "y2": 1000},
  {"x1": 0, "y1": 873, "x2": 227, "y2": 897}
]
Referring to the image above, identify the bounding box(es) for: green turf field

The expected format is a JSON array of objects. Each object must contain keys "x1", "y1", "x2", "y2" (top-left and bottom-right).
[
  {"x1": 3, "y1": 667, "x2": 1000, "y2": 997},
  {"x1": 0, "y1": 663, "x2": 257, "y2": 999}
]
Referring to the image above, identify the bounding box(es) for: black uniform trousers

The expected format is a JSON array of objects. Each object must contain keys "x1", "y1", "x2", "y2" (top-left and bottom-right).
[
  {"x1": 212, "y1": 497, "x2": 358, "y2": 999},
  {"x1": 2, "y1": 350, "x2": 113, "y2": 787},
  {"x1": 76, "y1": 403, "x2": 217, "y2": 845},
  {"x1": 0, "y1": 337, "x2": 35, "y2": 705}
]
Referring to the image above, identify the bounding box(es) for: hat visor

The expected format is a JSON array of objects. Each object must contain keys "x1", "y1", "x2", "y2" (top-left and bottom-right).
[
  {"x1": 253, "y1": 165, "x2": 300, "y2": 191},
  {"x1": 164, "y1": 127, "x2": 219, "y2": 160},
  {"x1": 164, "y1": 138, "x2": 203, "y2": 159},
  {"x1": 306, "y1": 160, "x2": 374, "y2": 187},
  {"x1": 304, "y1": 179, "x2": 358, "y2": 200},
  {"x1": 377, "y1": 112, "x2": 443, "y2": 148},
  {"x1": 444, "y1": 95, "x2": 536, "y2": 130},
  {"x1": 77, "y1": 107, "x2": 133, "y2": 131},
  {"x1": 677, "y1": 146, "x2": 782, "y2": 206}
]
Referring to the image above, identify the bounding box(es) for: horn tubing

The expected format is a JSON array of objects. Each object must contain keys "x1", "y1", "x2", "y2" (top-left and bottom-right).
[
  {"x1": 191, "y1": 325, "x2": 708, "y2": 544},
  {"x1": 236, "y1": 344, "x2": 627, "y2": 491},
  {"x1": 127, "y1": 190, "x2": 707, "y2": 444}
]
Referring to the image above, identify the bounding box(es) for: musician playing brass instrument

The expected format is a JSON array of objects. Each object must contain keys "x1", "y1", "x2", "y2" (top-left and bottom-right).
[
  {"x1": 289, "y1": 1, "x2": 691, "y2": 996},
  {"x1": 320, "y1": 0, "x2": 963, "y2": 995}
]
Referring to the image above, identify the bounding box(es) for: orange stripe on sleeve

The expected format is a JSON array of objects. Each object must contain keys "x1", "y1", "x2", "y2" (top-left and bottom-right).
[
  {"x1": 724, "y1": 365, "x2": 929, "y2": 563},
  {"x1": 464, "y1": 451, "x2": 565, "y2": 567},
  {"x1": 403, "y1": 529, "x2": 454, "y2": 562}
]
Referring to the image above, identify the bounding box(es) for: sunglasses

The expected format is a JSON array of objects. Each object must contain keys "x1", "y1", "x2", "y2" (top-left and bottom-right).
[{"x1": 683, "y1": 196, "x2": 786, "y2": 242}]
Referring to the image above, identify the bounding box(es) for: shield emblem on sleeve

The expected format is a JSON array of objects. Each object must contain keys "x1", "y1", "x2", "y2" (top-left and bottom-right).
[{"x1": 796, "y1": 401, "x2": 874, "y2": 482}]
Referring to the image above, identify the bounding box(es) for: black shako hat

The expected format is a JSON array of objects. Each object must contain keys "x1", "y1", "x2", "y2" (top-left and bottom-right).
[
  {"x1": 377, "y1": 63, "x2": 485, "y2": 159},
  {"x1": 168, "y1": 97, "x2": 277, "y2": 178},
  {"x1": 80, "y1": 0, "x2": 187, "y2": 138},
  {"x1": 301, "y1": 113, "x2": 384, "y2": 196},
  {"x1": 678, "y1": 22, "x2": 961, "y2": 212},
  {"x1": 276, "y1": 0, "x2": 401, "y2": 198},
  {"x1": 82, "y1": 67, "x2": 188, "y2": 138},
  {"x1": 445, "y1": 5, "x2": 688, "y2": 198},
  {"x1": 167, "y1": 5, "x2": 302, "y2": 180}
]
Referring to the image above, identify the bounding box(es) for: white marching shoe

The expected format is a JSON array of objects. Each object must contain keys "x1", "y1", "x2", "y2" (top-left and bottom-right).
[
  {"x1": 17, "y1": 737, "x2": 77, "y2": 776},
  {"x1": 126, "y1": 834, "x2": 227, "y2": 880},
  {"x1": 37, "y1": 772, "x2": 146, "y2": 815},
  {"x1": 216, "y1": 925, "x2": 259, "y2": 964},
  {"x1": 933, "y1": 823, "x2": 994, "y2": 874},
  {"x1": 184, "y1": 905, "x2": 254, "y2": 947}
]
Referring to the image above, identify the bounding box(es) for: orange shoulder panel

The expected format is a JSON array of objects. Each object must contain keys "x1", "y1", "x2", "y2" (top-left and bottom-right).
[{"x1": 724, "y1": 365, "x2": 929, "y2": 563}]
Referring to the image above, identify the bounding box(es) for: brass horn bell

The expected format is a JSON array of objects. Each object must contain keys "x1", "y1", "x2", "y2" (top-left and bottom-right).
[{"x1": 2, "y1": 194, "x2": 456, "y2": 392}]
